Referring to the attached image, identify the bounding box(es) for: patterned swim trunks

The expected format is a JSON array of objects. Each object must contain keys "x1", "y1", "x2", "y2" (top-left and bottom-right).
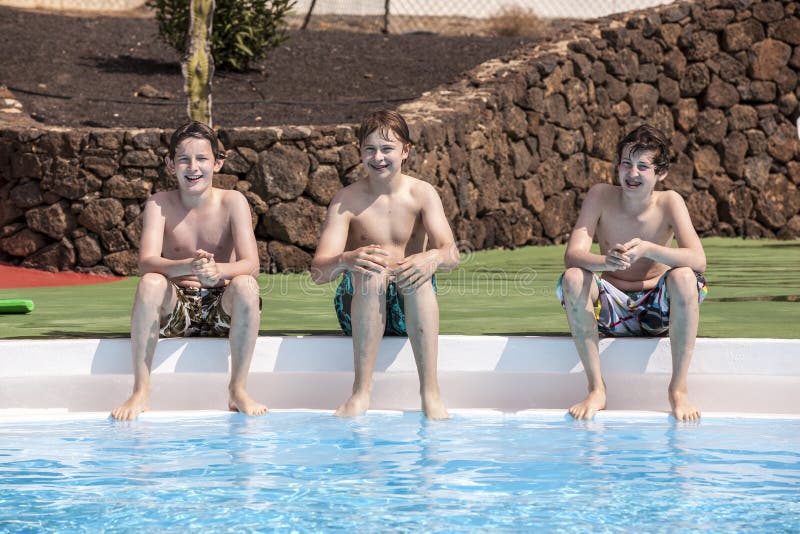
[
  {"x1": 334, "y1": 271, "x2": 437, "y2": 336},
  {"x1": 556, "y1": 269, "x2": 708, "y2": 337},
  {"x1": 160, "y1": 284, "x2": 232, "y2": 338}
]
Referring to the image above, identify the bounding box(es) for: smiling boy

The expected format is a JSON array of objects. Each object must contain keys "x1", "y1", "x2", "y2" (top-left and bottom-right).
[
  {"x1": 310, "y1": 110, "x2": 459, "y2": 419},
  {"x1": 111, "y1": 121, "x2": 266, "y2": 420},
  {"x1": 557, "y1": 124, "x2": 708, "y2": 421}
]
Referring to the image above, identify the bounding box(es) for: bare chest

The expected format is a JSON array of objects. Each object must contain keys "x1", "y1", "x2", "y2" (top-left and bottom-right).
[
  {"x1": 596, "y1": 209, "x2": 672, "y2": 252},
  {"x1": 162, "y1": 209, "x2": 233, "y2": 260},
  {"x1": 348, "y1": 197, "x2": 424, "y2": 250}
]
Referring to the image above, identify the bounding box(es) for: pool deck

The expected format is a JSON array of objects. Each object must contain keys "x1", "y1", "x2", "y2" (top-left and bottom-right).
[{"x1": 1, "y1": 336, "x2": 799, "y2": 415}]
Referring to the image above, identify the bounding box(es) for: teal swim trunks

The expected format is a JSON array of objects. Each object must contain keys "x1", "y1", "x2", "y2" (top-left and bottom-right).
[{"x1": 334, "y1": 272, "x2": 437, "y2": 336}]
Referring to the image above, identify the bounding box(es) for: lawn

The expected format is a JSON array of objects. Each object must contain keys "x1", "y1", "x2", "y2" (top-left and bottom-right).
[{"x1": 0, "y1": 238, "x2": 798, "y2": 339}]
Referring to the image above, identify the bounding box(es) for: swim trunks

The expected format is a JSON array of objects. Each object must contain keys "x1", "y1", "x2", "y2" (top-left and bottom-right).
[
  {"x1": 556, "y1": 269, "x2": 708, "y2": 337},
  {"x1": 160, "y1": 284, "x2": 232, "y2": 338},
  {"x1": 334, "y1": 271, "x2": 437, "y2": 336}
]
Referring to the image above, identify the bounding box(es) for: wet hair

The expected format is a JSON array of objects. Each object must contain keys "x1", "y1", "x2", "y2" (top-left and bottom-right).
[
  {"x1": 616, "y1": 124, "x2": 670, "y2": 175},
  {"x1": 168, "y1": 121, "x2": 225, "y2": 160},
  {"x1": 357, "y1": 110, "x2": 412, "y2": 147}
]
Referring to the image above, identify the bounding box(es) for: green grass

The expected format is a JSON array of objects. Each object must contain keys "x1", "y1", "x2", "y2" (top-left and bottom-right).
[{"x1": 1, "y1": 238, "x2": 798, "y2": 339}]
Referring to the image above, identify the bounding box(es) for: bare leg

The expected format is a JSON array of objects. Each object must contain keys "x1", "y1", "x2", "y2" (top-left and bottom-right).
[
  {"x1": 335, "y1": 272, "x2": 387, "y2": 417},
  {"x1": 666, "y1": 268, "x2": 701, "y2": 421},
  {"x1": 561, "y1": 267, "x2": 606, "y2": 419},
  {"x1": 221, "y1": 275, "x2": 267, "y2": 416},
  {"x1": 111, "y1": 273, "x2": 176, "y2": 420},
  {"x1": 401, "y1": 280, "x2": 448, "y2": 419}
]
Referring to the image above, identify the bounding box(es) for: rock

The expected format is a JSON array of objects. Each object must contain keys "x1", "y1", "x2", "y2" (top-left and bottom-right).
[
  {"x1": 269, "y1": 241, "x2": 312, "y2": 273},
  {"x1": 134, "y1": 84, "x2": 172, "y2": 100},
  {"x1": 752, "y1": 1, "x2": 784, "y2": 23},
  {"x1": 628, "y1": 83, "x2": 659, "y2": 117},
  {"x1": 771, "y1": 18, "x2": 800, "y2": 46},
  {"x1": 78, "y1": 198, "x2": 125, "y2": 234},
  {"x1": 10, "y1": 181, "x2": 43, "y2": 209},
  {"x1": 74, "y1": 235, "x2": 103, "y2": 267},
  {"x1": 696, "y1": 109, "x2": 728, "y2": 144},
  {"x1": 563, "y1": 153, "x2": 591, "y2": 190},
  {"x1": 657, "y1": 75, "x2": 680, "y2": 104},
  {"x1": 104, "y1": 250, "x2": 139, "y2": 276},
  {"x1": 766, "y1": 122, "x2": 798, "y2": 163},
  {"x1": 749, "y1": 39, "x2": 792, "y2": 80},
  {"x1": 100, "y1": 228, "x2": 129, "y2": 252},
  {"x1": 248, "y1": 144, "x2": 310, "y2": 201},
  {"x1": 214, "y1": 173, "x2": 238, "y2": 190},
  {"x1": 743, "y1": 155, "x2": 772, "y2": 189},
  {"x1": 540, "y1": 190, "x2": 577, "y2": 239},
  {"x1": 243, "y1": 191, "x2": 268, "y2": 215},
  {"x1": 663, "y1": 152, "x2": 694, "y2": 197},
  {"x1": 260, "y1": 198, "x2": 325, "y2": 249},
  {"x1": 728, "y1": 105, "x2": 759, "y2": 130},
  {"x1": 718, "y1": 186, "x2": 754, "y2": 226},
  {"x1": 25, "y1": 202, "x2": 74, "y2": 240},
  {"x1": 437, "y1": 182, "x2": 459, "y2": 221},
  {"x1": 503, "y1": 107, "x2": 527, "y2": 140},
  {"x1": 103, "y1": 174, "x2": 152, "y2": 199},
  {"x1": 755, "y1": 174, "x2": 800, "y2": 229},
  {"x1": 306, "y1": 165, "x2": 342, "y2": 205},
  {"x1": 592, "y1": 118, "x2": 621, "y2": 161},
  {"x1": 41, "y1": 158, "x2": 102, "y2": 199},
  {"x1": 683, "y1": 30, "x2": 719, "y2": 62},
  {"x1": 511, "y1": 141, "x2": 533, "y2": 178},
  {"x1": 221, "y1": 149, "x2": 253, "y2": 175},
  {"x1": 0, "y1": 228, "x2": 48, "y2": 257},
  {"x1": 662, "y1": 48, "x2": 687, "y2": 79},
  {"x1": 777, "y1": 215, "x2": 800, "y2": 240},
  {"x1": 555, "y1": 128, "x2": 584, "y2": 156},
  {"x1": 82, "y1": 155, "x2": 117, "y2": 178},
  {"x1": 692, "y1": 146, "x2": 721, "y2": 177},
  {"x1": 743, "y1": 219, "x2": 776, "y2": 239},
  {"x1": 521, "y1": 177, "x2": 546, "y2": 213},
  {"x1": 699, "y1": 8, "x2": 735, "y2": 31},
  {"x1": 675, "y1": 99, "x2": 699, "y2": 132},
  {"x1": 686, "y1": 190, "x2": 717, "y2": 232},
  {"x1": 679, "y1": 63, "x2": 710, "y2": 97},
  {"x1": 0, "y1": 200, "x2": 23, "y2": 227},
  {"x1": 120, "y1": 149, "x2": 161, "y2": 168},
  {"x1": 723, "y1": 19, "x2": 765, "y2": 52},
  {"x1": 11, "y1": 152, "x2": 43, "y2": 179},
  {"x1": 21, "y1": 238, "x2": 75, "y2": 271},
  {"x1": 722, "y1": 131, "x2": 748, "y2": 178},
  {"x1": 704, "y1": 76, "x2": 739, "y2": 108},
  {"x1": 536, "y1": 155, "x2": 566, "y2": 197}
]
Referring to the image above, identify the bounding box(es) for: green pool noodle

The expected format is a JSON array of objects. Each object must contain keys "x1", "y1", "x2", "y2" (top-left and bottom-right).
[{"x1": 0, "y1": 299, "x2": 34, "y2": 314}]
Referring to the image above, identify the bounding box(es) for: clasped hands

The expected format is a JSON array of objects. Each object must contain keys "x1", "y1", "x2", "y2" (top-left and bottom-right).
[
  {"x1": 191, "y1": 249, "x2": 222, "y2": 286},
  {"x1": 604, "y1": 238, "x2": 650, "y2": 271},
  {"x1": 346, "y1": 244, "x2": 436, "y2": 289}
]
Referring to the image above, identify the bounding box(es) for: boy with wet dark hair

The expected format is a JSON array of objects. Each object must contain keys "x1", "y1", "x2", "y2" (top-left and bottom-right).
[
  {"x1": 111, "y1": 121, "x2": 266, "y2": 420},
  {"x1": 557, "y1": 124, "x2": 708, "y2": 421},
  {"x1": 311, "y1": 110, "x2": 460, "y2": 419}
]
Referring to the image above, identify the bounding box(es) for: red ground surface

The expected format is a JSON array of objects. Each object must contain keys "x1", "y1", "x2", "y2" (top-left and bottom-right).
[{"x1": 0, "y1": 264, "x2": 125, "y2": 288}]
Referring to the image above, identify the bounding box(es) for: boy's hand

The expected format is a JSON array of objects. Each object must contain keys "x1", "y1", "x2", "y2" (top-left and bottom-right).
[
  {"x1": 192, "y1": 249, "x2": 222, "y2": 286},
  {"x1": 345, "y1": 244, "x2": 390, "y2": 276},
  {"x1": 392, "y1": 251, "x2": 438, "y2": 289},
  {"x1": 616, "y1": 238, "x2": 650, "y2": 265},
  {"x1": 604, "y1": 245, "x2": 631, "y2": 271}
]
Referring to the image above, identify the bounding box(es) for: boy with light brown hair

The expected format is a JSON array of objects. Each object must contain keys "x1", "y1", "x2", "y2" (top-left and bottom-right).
[
  {"x1": 311, "y1": 110, "x2": 459, "y2": 419},
  {"x1": 558, "y1": 124, "x2": 708, "y2": 421},
  {"x1": 111, "y1": 121, "x2": 266, "y2": 420}
]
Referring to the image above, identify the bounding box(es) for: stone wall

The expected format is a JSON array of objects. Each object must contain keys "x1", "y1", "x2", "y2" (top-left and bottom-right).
[{"x1": 1, "y1": 0, "x2": 799, "y2": 275}]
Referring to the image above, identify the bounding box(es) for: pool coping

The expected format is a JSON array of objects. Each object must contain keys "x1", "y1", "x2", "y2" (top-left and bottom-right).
[{"x1": 1, "y1": 336, "x2": 799, "y2": 414}]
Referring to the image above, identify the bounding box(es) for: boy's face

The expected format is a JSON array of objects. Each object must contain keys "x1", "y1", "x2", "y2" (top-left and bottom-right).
[
  {"x1": 618, "y1": 146, "x2": 666, "y2": 194},
  {"x1": 166, "y1": 137, "x2": 223, "y2": 193},
  {"x1": 360, "y1": 128, "x2": 409, "y2": 179}
]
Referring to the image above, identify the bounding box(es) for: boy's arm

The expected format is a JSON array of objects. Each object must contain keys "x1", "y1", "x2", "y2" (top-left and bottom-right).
[
  {"x1": 617, "y1": 191, "x2": 706, "y2": 273},
  {"x1": 564, "y1": 184, "x2": 630, "y2": 272},
  {"x1": 310, "y1": 190, "x2": 389, "y2": 284},
  {"x1": 393, "y1": 183, "x2": 459, "y2": 289},
  {"x1": 138, "y1": 196, "x2": 195, "y2": 278}
]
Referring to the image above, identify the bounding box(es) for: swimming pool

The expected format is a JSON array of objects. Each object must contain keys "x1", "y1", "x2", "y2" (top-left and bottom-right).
[{"x1": 1, "y1": 411, "x2": 798, "y2": 532}]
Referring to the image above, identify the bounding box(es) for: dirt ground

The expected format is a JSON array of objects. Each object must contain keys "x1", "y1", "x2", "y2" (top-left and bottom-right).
[{"x1": 0, "y1": 5, "x2": 560, "y2": 129}]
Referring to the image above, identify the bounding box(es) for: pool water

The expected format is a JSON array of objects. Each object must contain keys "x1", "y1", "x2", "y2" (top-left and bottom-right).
[{"x1": 1, "y1": 411, "x2": 799, "y2": 532}]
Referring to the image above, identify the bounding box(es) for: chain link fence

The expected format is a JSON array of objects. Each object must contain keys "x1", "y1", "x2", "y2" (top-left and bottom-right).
[{"x1": 292, "y1": 0, "x2": 675, "y2": 34}]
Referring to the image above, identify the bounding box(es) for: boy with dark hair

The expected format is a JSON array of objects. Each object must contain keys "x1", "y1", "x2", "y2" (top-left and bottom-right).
[
  {"x1": 311, "y1": 110, "x2": 460, "y2": 419},
  {"x1": 111, "y1": 121, "x2": 266, "y2": 420},
  {"x1": 558, "y1": 124, "x2": 708, "y2": 421}
]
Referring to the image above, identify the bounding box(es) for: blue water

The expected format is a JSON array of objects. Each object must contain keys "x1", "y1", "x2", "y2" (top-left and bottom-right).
[{"x1": 0, "y1": 412, "x2": 799, "y2": 532}]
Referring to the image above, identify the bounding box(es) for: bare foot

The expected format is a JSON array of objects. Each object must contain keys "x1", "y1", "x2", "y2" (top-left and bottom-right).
[
  {"x1": 669, "y1": 389, "x2": 700, "y2": 421},
  {"x1": 111, "y1": 390, "x2": 150, "y2": 421},
  {"x1": 228, "y1": 387, "x2": 268, "y2": 416},
  {"x1": 568, "y1": 389, "x2": 607, "y2": 420},
  {"x1": 334, "y1": 391, "x2": 370, "y2": 417},
  {"x1": 422, "y1": 392, "x2": 450, "y2": 420}
]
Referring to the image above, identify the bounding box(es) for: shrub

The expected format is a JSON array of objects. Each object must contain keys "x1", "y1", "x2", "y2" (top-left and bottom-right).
[
  {"x1": 487, "y1": 6, "x2": 547, "y2": 39},
  {"x1": 148, "y1": 0, "x2": 295, "y2": 71}
]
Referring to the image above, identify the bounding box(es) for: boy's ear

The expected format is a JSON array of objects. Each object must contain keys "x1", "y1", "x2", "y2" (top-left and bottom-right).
[
  {"x1": 401, "y1": 143, "x2": 410, "y2": 160},
  {"x1": 657, "y1": 170, "x2": 668, "y2": 182},
  {"x1": 213, "y1": 157, "x2": 224, "y2": 172},
  {"x1": 165, "y1": 156, "x2": 175, "y2": 175}
]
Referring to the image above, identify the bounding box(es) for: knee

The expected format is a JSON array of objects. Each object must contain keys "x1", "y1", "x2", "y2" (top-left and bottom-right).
[
  {"x1": 228, "y1": 275, "x2": 260, "y2": 306},
  {"x1": 136, "y1": 273, "x2": 168, "y2": 302},
  {"x1": 561, "y1": 267, "x2": 591, "y2": 299},
  {"x1": 667, "y1": 267, "x2": 698, "y2": 302}
]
